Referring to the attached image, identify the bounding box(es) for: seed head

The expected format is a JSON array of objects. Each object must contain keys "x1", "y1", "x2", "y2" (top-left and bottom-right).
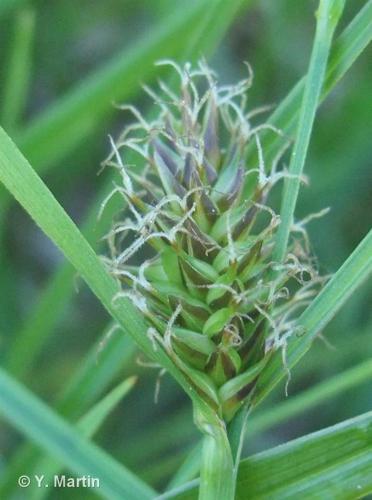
[{"x1": 101, "y1": 61, "x2": 323, "y2": 421}]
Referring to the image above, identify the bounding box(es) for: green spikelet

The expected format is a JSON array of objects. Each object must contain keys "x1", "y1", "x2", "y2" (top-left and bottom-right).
[{"x1": 102, "y1": 61, "x2": 323, "y2": 422}]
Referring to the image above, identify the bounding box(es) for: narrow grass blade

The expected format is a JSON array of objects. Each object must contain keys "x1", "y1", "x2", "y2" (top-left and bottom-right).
[
  {"x1": 123, "y1": 409, "x2": 197, "y2": 466},
  {"x1": 254, "y1": 228, "x2": 372, "y2": 405},
  {"x1": 248, "y1": 358, "x2": 372, "y2": 435},
  {"x1": 13, "y1": 1, "x2": 216, "y2": 171},
  {"x1": 157, "y1": 479, "x2": 200, "y2": 500},
  {"x1": 323, "y1": 0, "x2": 372, "y2": 96},
  {"x1": 78, "y1": 375, "x2": 136, "y2": 435},
  {"x1": 246, "y1": 0, "x2": 372, "y2": 171},
  {"x1": 141, "y1": 452, "x2": 197, "y2": 491},
  {"x1": 0, "y1": 368, "x2": 155, "y2": 500},
  {"x1": 0, "y1": 5, "x2": 35, "y2": 131},
  {"x1": 29, "y1": 376, "x2": 137, "y2": 500},
  {"x1": 236, "y1": 411, "x2": 372, "y2": 499},
  {"x1": 186, "y1": 0, "x2": 249, "y2": 57},
  {"x1": 0, "y1": 328, "x2": 137, "y2": 496},
  {"x1": 58, "y1": 327, "x2": 137, "y2": 418},
  {"x1": 5, "y1": 264, "x2": 77, "y2": 376},
  {"x1": 161, "y1": 411, "x2": 372, "y2": 499},
  {"x1": 167, "y1": 442, "x2": 202, "y2": 489},
  {"x1": 272, "y1": 0, "x2": 345, "y2": 265}
]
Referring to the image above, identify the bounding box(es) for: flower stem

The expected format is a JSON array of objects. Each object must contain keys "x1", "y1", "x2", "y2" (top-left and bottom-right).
[{"x1": 199, "y1": 422, "x2": 235, "y2": 500}]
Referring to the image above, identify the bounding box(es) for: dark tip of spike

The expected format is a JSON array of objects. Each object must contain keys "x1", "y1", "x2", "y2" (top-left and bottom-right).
[
  {"x1": 164, "y1": 116, "x2": 177, "y2": 141},
  {"x1": 237, "y1": 239, "x2": 263, "y2": 274},
  {"x1": 173, "y1": 179, "x2": 187, "y2": 198},
  {"x1": 183, "y1": 155, "x2": 193, "y2": 189},
  {"x1": 236, "y1": 376, "x2": 259, "y2": 401},
  {"x1": 233, "y1": 204, "x2": 259, "y2": 239},
  {"x1": 203, "y1": 157, "x2": 218, "y2": 185},
  {"x1": 183, "y1": 154, "x2": 196, "y2": 189},
  {"x1": 153, "y1": 140, "x2": 178, "y2": 175},
  {"x1": 185, "y1": 219, "x2": 219, "y2": 259},
  {"x1": 239, "y1": 319, "x2": 265, "y2": 366},
  {"x1": 221, "y1": 351, "x2": 237, "y2": 379},
  {"x1": 217, "y1": 166, "x2": 244, "y2": 211},
  {"x1": 204, "y1": 98, "x2": 219, "y2": 165},
  {"x1": 209, "y1": 291, "x2": 232, "y2": 309},
  {"x1": 233, "y1": 185, "x2": 266, "y2": 239},
  {"x1": 200, "y1": 192, "x2": 219, "y2": 223},
  {"x1": 180, "y1": 260, "x2": 211, "y2": 286},
  {"x1": 169, "y1": 296, "x2": 210, "y2": 322},
  {"x1": 205, "y1": 352, "x2": 218, "y2": 373}
]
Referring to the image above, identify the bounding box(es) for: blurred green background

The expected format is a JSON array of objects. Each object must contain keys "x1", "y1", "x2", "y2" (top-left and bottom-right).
[{"x1": 0, "y1": 0, "x2": 371, "y2": 496}]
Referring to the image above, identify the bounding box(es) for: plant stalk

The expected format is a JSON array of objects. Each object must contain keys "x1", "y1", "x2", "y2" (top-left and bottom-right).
[{"x1": 199, "y1": 422, "x2": 235, "y2": 500}]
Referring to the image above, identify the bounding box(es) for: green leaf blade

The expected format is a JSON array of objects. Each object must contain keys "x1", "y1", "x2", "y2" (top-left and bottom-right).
[
  {"x1": 273, "y1": 0, "x2": 345, "y2": 264},
  {"x1": 1, "y1": 5, "x2": 35, "y2": 131},
  {"x1": 0, "y1": 368, "x2": 155, "y2": 500},
  {"x1": 29, "y1": 377, "x2": 137, "y2": 500},
  {"x1": 162, "y1": 411, "x2": 372, "y2": 499},
  {"x1": 14, "y1": 1, "x2": 220, "y2": 170},
  {"x1": 236, "y1": 411, "x2": 372, "y2": 499},
  {"x1": 0, "y1": 328, "x2": 137, "y2": 497},
  {"x1": 248, "y1": 358, "x2": 372, "y2": 436}
]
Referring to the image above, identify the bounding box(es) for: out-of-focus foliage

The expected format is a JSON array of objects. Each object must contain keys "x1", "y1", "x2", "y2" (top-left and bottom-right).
[{"x1": 0, "y1": 0, "x2": 370, "y2": 496}]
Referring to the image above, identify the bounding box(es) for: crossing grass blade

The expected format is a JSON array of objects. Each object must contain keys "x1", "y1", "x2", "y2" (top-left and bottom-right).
[
  {"x1": 5, "y1": 264, "x2": 78, "y2": 376},
  {"x1": 235, "y1": 410, "x2": 372, "y2": 499},
  {"x1": 29, "y1": 376, "x2": 137, "y2": 500},
  {"x1": 14, "y1": 2, "x2": 212, "y2": 170},
  {"x1": 6, "y1": 0, "x2": 248, "y2": 178},
  {"x1": 0, "y1": 4, "x2": 35, "y2": 132},
  {"x1": 0, "y1": 328, "x2": 137, "y2": 496},
  {"x1": 161, "y1": 411, "x2": 372, "y2": 499},
  {"x1": 123, "y1": 409, "x2": 197, "y2": 468},
  {"x1": 0, "y1": 368, "x2": 155, "y2": 500},
  {"x1": 272, "y1": 0, "x2": 345, "y2": 265},
  {"x1": 76, "y1": 376, "x2": 136, "y2": 434},
  {"x1": 246, "y1": 0, "x2": 372, "y2": 170},
  {"x1": 167, "y1": 443, "x2": 203, "y2": 490},
  {"x1": 247, "y1": 357, "x2": 372, "y2": 435},
  {"x1": 58, "y1": 327, "x2": 137, "y2": 418}
]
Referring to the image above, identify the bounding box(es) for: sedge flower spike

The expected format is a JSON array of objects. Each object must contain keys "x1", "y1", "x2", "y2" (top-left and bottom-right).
[{"x1": 102, "y1": 61, "x2": 323, "y2": 422}]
